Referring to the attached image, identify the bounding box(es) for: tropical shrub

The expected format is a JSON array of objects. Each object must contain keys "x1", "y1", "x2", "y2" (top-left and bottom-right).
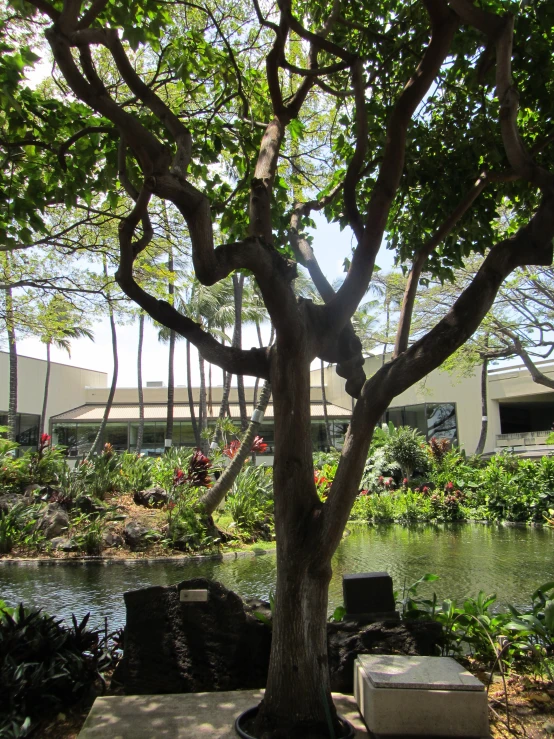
[
  {"x1": 226, "y1": 465, "x2": 273, "y2": 537},
  {"x1": 0, "y1": 604, "x2": 103, "y2": 737},
  {"x1": 385, "y1": 426, "x2": 429, "y2": 481}
]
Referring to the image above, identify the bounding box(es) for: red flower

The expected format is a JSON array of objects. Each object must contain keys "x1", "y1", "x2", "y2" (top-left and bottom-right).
[
  {"x1": 384, "y1": 478, "x2": 391, "y2": 487},
  {"x1": 378, "y1": 476, "x2": 384, "y2": 483},
  {"x1": 187, "y1": 449, "x2": 212, "y2": 487},
  {"x1": 251, "y1": 436, "x2": 268, "y2": 454},
  {"x1": 40, "y1": 433, "x2": 51, "y2": 445},
  {"x1": 445, "y1": 481, "x2": 454, "y2": 491},
  {"x1": 223, "y1": 440, "x2": 240, "y2": 459},
  {"x1": 360, "y1": 489, "x2": 369, "y2": 496},
  {"x1": 403, "y1": 478, "x2": 409, "y2": 486},
  {"x1": 173, "y1": 467, "x2": 185, "y2": 487}
]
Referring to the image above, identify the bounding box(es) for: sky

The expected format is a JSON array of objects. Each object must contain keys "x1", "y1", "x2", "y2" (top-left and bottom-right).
[{"x1": 14, "y1": 215, "x2": 397, "y2": 389}]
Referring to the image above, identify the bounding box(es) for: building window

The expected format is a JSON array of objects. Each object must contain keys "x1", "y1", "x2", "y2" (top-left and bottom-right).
[
  {"x1": 385, "y1": 402, "x2": 457, "y2": 444},
  {"x1": 0, "y1": 412, "x2": 40, "y2": 450}
]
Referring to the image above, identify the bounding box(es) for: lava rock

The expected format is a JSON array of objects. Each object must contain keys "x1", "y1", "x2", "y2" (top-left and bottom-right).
[
  {"x1": 38, "y1": 503, "x2": 69, "y2": 539},
  {"x1": 116, "y1": 578, "x2": 271, "y2": 694},
  {"x1": 50, "y1": 536, "x2": 78, "y2": 552},
  {"x1": 327, "y1": 619, "x2": 443, "y2": 693},
  {"x1": 115, "y1": 579, "x2": 442, "y2": 697},
  {"x1": 124, "y1": 520, "x2": 151, "y2": 549},
  {"x1": 74, "y1": 495, "x2": 105, "y2": 515},
  {"x1": 133, "y1": 487, "x2": 168, "y2": 508},
  {"x1": 103, "y1": 530, "x2": 125, "y2": 548}
]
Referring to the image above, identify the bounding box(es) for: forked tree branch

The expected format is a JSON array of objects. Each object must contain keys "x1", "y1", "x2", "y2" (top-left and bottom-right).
[
  {"x1": 320, "y1": 188, "x2": 554, "y2": 558},
  {"x1": 323, "y1": 0, "x2": 458, "y2": 331}
]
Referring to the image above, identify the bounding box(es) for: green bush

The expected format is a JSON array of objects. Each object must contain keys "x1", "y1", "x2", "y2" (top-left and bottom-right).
[
  {"x1": 0, "y1": 603, "x2": 104, "y2": 737},
  {"x1": 226, "y1": 465, "x2": 274, "y2": 536}
]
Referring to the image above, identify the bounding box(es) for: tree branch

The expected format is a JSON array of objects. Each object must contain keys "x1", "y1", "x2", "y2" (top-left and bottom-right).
[{"x1": 324, "y1": 1, "x2": 458, "y2": 331}]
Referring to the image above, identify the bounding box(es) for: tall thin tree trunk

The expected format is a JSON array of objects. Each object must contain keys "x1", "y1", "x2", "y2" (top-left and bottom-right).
[
  {"x1": 40, "y1": 342, "x2": 52, "y2": 439},
  {"x1": 320, "y1": 359, "x2": 332, "y2": 451},
  {"x1": 165, "y1": 244, "x2": 175, "y2": 452},
  {"x1": 166, "y1": 329, "x2": 175, "y2": 451},
  {"x1": 186, "y1": 340, "x2": 200, "y2": 447},
  {"x1": 136, "y1": 313, "x2": 145, "y2": 454},
  {"x1": 208, "y1": 362, "x2": 212, "y2": 414},
  {"x1": 6, "y1": 284, "x2": 17, "y2": 443},
  {"x1": 89, "y1": 260, "x2": 118, "y2": 457},
  {"x1": 233, "y1": 273, "x2": 248, "y2": 431},
  {"x1": 198, "y1": 353, "x2": 209, "y2": 454},
  {"x1": 200, "y1": 382, "x2": 272, "y2": 514},
  {"x1": 475, "y1": 355, "x2": 489, "y2": 455}
]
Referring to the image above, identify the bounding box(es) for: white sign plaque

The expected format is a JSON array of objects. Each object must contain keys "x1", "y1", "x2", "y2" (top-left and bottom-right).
[{"x1": 180, "y1": 589, "x2": 209, "y2": 603}]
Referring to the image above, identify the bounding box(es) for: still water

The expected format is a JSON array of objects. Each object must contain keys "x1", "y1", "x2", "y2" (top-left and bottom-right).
[{"x1": 1, "y1": 523, "x2": 553, "y2": 629}]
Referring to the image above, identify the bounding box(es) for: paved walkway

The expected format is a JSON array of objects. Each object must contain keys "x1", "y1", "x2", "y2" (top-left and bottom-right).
[{"x1": 78, "y1": 690, "x2": 369, "y2": 738}]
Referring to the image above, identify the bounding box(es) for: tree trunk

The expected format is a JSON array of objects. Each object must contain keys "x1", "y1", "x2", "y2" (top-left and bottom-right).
[
  {"x1": 215, "y1": 368, "x2": 233, "y2": 442},
  {"x1": 208, "y1": 362, "x2": 212, "y2": 415},
  {"x1": 233, "y1": 273, "x2": 248, "y2": 431},
  {"x1": 136, "y1": 313, "x2": 145, "y2": 454},
  {"x1": 198, "y1": 353, "x2": 209, "y2": 455},
  {"x1": 475, "y1": 355, "x2": 489, "y2": 455},
  {"x1": 320, "y1": 359, "x2": 333, "y2": 450},
  {"x1": 255, "y1": 342, "x2": 338, "y2": 738},
  {"x1": 165, "y1": 329, "x2": 176, "y2": 451},
  {"x1": 200, "y1": 381, "x2": 272, "y2": 514},
  {"x1": 89, "y1": 264, "x2": 118, "y2": 457},
  {"x1": 186, "y1": 340, "x2": 200, "y2": 448},
  {"x1": 165, "y1": 244, "x2": 175, "y2": 452},
  {"x1": 40, "y1": 342, "x2": 51, "y2": 439},
  {"x1": 6, "y1": 284, "x2": 18, "y2": 444}
]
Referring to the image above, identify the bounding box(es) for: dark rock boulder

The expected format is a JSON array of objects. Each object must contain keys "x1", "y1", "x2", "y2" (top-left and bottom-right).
[
  {"x1": 74, "y1": 495, "x2": 105, "y2": 515},
  {"x1": 124, "y1": 520, "x2": 150, "y2": 549},
  {"x1": 103, "y1": 530, "x2": 125, "y2": 548},
  {"x1": 116, "y1": 579, "x2": 442, "y2": 697},
  {"x1": 50, "y1": 536, "x2": 78, "y2": 552},
  {"x1": 133, "y1": 487, "x2": 168, "y2": 508},
  {"x1": 38, "y1": 503, "x2": 69, "y2": 539},
  {"x1": 117, "y1": 578, "x2": 271, "y2": 694},
  {"x1": 327, "y1": 619, "x2": 443, "y2": 693}
]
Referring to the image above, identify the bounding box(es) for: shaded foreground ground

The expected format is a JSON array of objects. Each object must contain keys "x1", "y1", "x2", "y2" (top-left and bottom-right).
[{"x1": 37, "y1": 674, "x2": 554, "y2": 738}]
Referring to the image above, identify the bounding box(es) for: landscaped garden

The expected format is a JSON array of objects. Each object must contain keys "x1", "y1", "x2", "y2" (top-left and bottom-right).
[
  {"x1": 2, "y1": 425, "x2": 554, "y2": 737},
  {"x1": 1, "y1": 423, "x2": 554, "y2": 560}
]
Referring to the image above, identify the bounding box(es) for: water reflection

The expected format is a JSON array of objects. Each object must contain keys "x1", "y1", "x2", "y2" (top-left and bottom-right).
[{"x1": 0, "y1": 523, "x2": 552, "y2": 629}]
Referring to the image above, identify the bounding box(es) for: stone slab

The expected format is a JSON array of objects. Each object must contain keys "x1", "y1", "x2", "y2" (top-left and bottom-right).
[
  {"x1": 354, "y1": 658, "x2": 489, "y2": 738},
  {"x1": 78, "y1": 690, "x2": 370, "y2": 738},
  {"x1": 358, "y1": 655, "x2": 484, "y2": 691}
]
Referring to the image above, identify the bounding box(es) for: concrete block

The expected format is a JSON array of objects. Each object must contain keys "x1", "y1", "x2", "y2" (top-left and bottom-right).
[{"x1": 354, "y1": 655, "x2": 489, "y2": 737}]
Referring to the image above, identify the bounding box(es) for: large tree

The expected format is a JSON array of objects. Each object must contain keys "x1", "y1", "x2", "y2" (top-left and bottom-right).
[{"x1": 5, "y1": 0, "x2": 554, "y2": 735}]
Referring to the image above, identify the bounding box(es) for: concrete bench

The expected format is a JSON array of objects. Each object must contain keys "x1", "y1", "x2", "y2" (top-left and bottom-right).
[{"x1": 354, "y1": 654, "x2": 489, "y2": 738}]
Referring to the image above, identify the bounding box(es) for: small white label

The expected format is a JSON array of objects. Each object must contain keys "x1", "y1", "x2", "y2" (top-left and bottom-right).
[
  {"x1": 481, "y1": 416, "x2": 488, "y2": 422},
  {"x1": 180, "y1": 589, "x2": 209, "y2": 603},
  {"x1": 164, "y1": 438, "x2": 172, "y2": 447},
  {"x1": 251, "y1": 409, "x2": 265, "y2": 423}
]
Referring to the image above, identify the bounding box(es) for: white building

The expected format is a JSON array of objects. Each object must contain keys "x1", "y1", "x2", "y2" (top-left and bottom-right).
[{"x1": 2, "y1": 349, "x2": 554, "y2": 457}]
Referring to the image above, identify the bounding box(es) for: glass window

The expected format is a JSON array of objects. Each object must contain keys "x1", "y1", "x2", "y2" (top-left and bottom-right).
[
  {"x1": 17, "y1": 414, "x2": 40, "y2": 448},
  {"x1": 386, "y1": 408, "x2": 404, "y2": 428},
  {"x1": 427, "y1": 403, "x2": 457, "y2": 443},
  {"x1": 76, "y1": 424, "x2": 101, "y2": 455},
  {"x1": 104, "y1": 424, "x2": 128, "y2": 451},
  {"x1": 404, "y1": 404, "x2": 427, "y2": 436},
  {"x1": 52, "y1": 423, "x2": 78, "y2": 453}
]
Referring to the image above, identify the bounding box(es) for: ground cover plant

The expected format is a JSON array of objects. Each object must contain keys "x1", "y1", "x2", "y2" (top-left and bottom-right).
[{"x1": 0, "y1": 600, "x2": 121, "y2": 739}]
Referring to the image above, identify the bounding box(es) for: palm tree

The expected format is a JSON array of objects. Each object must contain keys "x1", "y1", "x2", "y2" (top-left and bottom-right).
[
  {"x1": 88, "y1": 256, "x2": 118, "y2": 458},
  {"x1": 39, "y1": 297, "x2": 94, "y2": 437},
  {"x1": 136, "y1": 312, "x2": 145, "y2": 454}
]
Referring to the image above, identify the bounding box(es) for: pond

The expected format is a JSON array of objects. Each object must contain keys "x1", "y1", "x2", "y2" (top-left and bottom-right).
[{"x1": 1, "y1": 523, "x2": 553, "y2": 630}]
